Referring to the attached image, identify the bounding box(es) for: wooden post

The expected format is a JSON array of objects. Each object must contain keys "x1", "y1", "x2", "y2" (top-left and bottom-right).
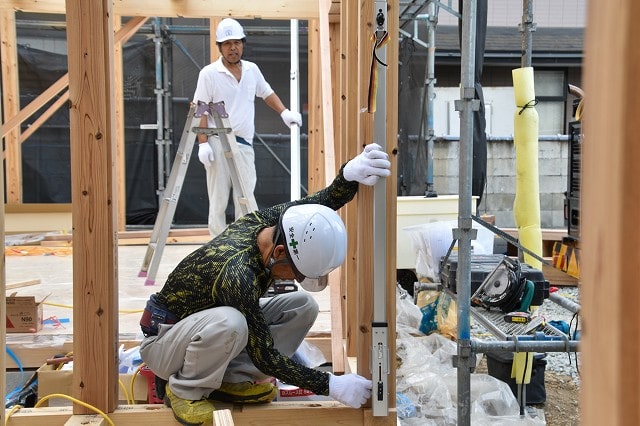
[
  {"x1": 581, "y1": 1, "x2": 640, "y2": 425},
  {"x1": 66, "y1": 0, "x2": 119, "y2": 414},
  {"x1": 210, "y1": 18, "x2": 222, "y2": 63},
  {"x1": 114, "y1": 15, "x2": 127, "y2": 232},
  {"x1": 0, "y1": 47, "x2": 6, "y2": 426},
  {"x1": 0, "y1": 9, "x2": 22, "y2": 203},
  {"x1": 340, "y1": 0, "x2": 361, "y2": 360}
]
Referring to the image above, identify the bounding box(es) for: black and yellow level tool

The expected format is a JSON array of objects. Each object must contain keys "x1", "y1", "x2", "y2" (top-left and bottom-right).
[{"x1": 503, "y1": 311, "x2": 531, "y2": 323}]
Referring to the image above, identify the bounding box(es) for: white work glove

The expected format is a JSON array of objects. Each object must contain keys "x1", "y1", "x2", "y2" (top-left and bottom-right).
[
  {"x1": 280, "y1": 108, "x2": 303, "y2": 128},
  {"x1": 343, "y1": 143, "x2": 391, "y2": 186},
  {"x1": 197, "y1": 142, "x2": 214, "y2": 167},
  {"x1": 328, "y1": 373, "x2": 372, "y2": 409}
]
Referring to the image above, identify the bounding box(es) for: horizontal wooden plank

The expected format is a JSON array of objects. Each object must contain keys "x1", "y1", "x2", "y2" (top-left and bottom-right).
[
  {"x1": 5, "y1": 336, "x2": 332, "y2": 369},
  {"x1": 4, "y1": 404, "x2": 398, "y2": 426},
  {"x1": 5, "y1": 204, "x2": 72, "y2": 213},
  {"x1": 501, "y1": 227, "x2": 569, "y2": 242},
  {"x1": 2, "y1": 0, "x2": 322, "y2": 19}
]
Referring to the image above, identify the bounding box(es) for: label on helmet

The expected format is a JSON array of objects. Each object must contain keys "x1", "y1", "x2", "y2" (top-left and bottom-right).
[{"x1": 287, "y1": 226, "x2": 300, "y2": 259}]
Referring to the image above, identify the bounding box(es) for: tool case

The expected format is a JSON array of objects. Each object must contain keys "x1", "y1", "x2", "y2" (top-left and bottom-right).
[{"x1": 439, "y1": 253, "x2": 550, "y2": 306}]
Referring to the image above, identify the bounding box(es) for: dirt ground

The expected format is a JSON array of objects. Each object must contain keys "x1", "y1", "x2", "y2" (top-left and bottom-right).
[
  {"x1": 475, "y1": 358, "x2": 580, "y2": 425},
  {"x1": 536, "y1": 371, "x2": 580, "y2": 426}
]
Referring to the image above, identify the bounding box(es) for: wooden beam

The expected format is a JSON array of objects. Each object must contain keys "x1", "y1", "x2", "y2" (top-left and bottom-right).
[
  {"x1": 3, "y1": 403, "x2": 396, "y2": 426},
  {"x1": 0, "y1": 74, "x2": 67, "y2": 140},
  {"x1": 581, "y1": 1, "x2": 640, "y2": 425},
  {"x1": 319, "y1": 0, "x2": 336, "y2": 179},
  {"x1": 66, "y1": 0, "x2": 119, "y2": 414},
  {"x1": 213, "y1": 409, "x2": 234, "y2": 426},
  {"x1": 0, "y1": 16, "x2": 148, "y2": 141},
  {"x1": 307, "y1": 19, "x2": 323, "y2": 192},
  {"x1": 355, "y1": 0, "x2": 375, "y2": 380},
  {"x1": 18, "y1": 91, "x2": 70, "y2": 144},
  {"x1": 341, "y1": 0, "x2": 360, "y2": 359},
  {"x1": 210, "y1": 18, "x2": 222, "y2": 62},
  {"x1": 0, "y1": 67, "x2": 6, "y2": 426},
  {"x1": 1, "y1": 9, "x2": 22, "y2": 203},
  {"x1": 114, "y1": 16, "x2": 126, "y2": 232},
  {"x1": 4, "y1": 336, "x2": 332, "y2": 370},
  {"x1": 2, "y1": 0, "x2": 322, "y2": 19}
]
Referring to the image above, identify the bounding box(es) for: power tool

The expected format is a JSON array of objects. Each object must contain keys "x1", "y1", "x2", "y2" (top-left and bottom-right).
[{"x1": 470, "y1": 256, "x2": 535, "y2": 315}]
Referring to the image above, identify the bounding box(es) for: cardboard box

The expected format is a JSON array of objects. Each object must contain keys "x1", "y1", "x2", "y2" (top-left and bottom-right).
[
  {"x1": 5, "y1": 295, "x2": 45, "y2": 333},
  {"x1": 275, "y1": 381, "x2": 333, "y2": 402},
  {"x1": 37, "y1": 363, "x2": 149, "y2": 405}
]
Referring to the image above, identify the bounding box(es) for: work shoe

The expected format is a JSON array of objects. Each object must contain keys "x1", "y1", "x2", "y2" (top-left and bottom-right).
[
  {"x1": 164, "y1": 383, "x2": 214, "y2": 426},
  {"x1": 208, "y1": 381, "x2": 277, "y2": 404}
]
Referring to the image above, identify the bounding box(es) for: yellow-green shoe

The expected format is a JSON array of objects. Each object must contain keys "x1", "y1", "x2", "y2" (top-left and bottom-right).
[
  {"x1": 208, "y1": 381, "x2": 277, "y2": 404},
  {"x1": 164, "y1": 384, "x2": 214, "y2": 425}
]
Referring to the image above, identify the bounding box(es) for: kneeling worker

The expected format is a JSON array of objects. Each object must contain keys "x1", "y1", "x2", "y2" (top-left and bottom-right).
[{"x1": 140, "y1": 143, "x2": 392, "y2": 425}]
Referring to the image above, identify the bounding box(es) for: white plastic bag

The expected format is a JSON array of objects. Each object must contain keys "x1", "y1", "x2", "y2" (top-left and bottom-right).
[{"x1": 404, "y1": 220, "x2": 494, "y2": 281}]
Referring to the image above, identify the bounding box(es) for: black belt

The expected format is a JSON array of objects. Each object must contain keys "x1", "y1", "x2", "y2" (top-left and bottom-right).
[
  {"x1": 140, "y1": 294, "x2": 180, "y2": 337},
  {"x1": 236, "y1": 136, "x2": 251, "y2": 146}
]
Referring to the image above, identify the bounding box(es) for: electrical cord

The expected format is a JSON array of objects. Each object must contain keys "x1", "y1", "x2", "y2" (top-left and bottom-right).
[
  {"x1": 5, "y1": 405, "x2": 24, "y2": 426},
  {"x1": 4, "y1": 347, "x2": 25, "y2": 405},
  {"x1": 119, "y1": 379, "x2": 132, "y2": 405},
  {"x1": 5, "y1": 395, "x2": 116, "y2": 426},
  {"x1": 34, "y1": 394, "x2": 115, "y2": 425},
  {"x1": 43, "y1": 301, "x2": 143, "y2": 314},
  {"x1": 129, "y1": 363, "x2": 146, "y2": 404},
  {"x1": 569, "y1": 311, "x2": 581, "y2": 377}
]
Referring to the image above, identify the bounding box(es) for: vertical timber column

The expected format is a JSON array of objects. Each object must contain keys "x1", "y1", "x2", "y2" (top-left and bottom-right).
[
  {"x1": 0, "y1": 9, "x2": 22, "y2": 203},
  {"x1": 0, "y1": 79, "x2": 6, "y2": 426},
  {"x1": 342, "y1": 0, "x2": 361, "y2": 358},
  {"x1": 114, "y1": 15, "x2": 126, "y2": 232},
  {"x1": 581, "y1": 1, "x2": 640, "y2": 425},
  {"x1": 66, "y1": 0, "x2": 119, "y2": 414},
  {"x1": 209, "y1": 18, "x2": 222, "y2": 62},
  {"x1": 307, "y1": 18, "x2": 324, "y2": 192},
  {"x1": 356, "y1": 0, "x2": 375, "y2": 375}
]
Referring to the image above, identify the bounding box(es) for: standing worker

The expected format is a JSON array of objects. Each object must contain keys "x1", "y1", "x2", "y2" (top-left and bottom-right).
[
  {"x1": 194, "y1": 18, "x2": 302, "y2": 237},
  {"x1": 140, "y1": 143, "x2": 391, "y2": 425}
]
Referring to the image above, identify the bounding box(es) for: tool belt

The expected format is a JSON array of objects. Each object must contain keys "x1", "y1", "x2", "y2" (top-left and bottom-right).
[{"x1": 140, "y1": 294, "x2": 180, "y2": 337}]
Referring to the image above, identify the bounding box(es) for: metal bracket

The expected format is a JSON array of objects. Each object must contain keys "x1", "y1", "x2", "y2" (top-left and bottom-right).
[
  {"x1": 370, "y1": 323, "x2": 389, "y2": 415},
  {"x1": 191, "y1": 127, "x2": 232, "y2": 136}
]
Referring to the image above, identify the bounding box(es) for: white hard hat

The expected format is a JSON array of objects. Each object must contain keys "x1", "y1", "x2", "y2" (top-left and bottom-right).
[
  {"x1": 216, "y1": 18, "x2": 246, "y2": 43},
  {"x1": 279, "y1": 204, "x2": 347, "y2": 289}
]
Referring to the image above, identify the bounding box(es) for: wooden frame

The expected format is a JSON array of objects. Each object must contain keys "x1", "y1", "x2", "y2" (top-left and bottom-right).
[
  {"x1": 580, "y1": 1, "x2": 640, "y2": 425},
  {"x1": 1, "y1": 0, "x2": 397, "y2": 424}
]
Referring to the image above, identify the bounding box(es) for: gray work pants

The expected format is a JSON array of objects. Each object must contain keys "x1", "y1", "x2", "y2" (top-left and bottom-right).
[{"x1": 140, "y1": 291, "x2": 318, "y2": 401}]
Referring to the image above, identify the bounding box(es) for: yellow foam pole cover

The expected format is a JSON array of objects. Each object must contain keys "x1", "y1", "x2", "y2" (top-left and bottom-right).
[
  {"x1": 512, "y1": 67, "x2": 542, "y2": 270},
  {"x1": 511, "y1": 352, "x2": 534, "y2": 385}
]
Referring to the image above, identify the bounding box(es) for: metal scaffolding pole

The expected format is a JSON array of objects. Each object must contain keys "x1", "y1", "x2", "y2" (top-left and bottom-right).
[
  {"x1": 424, "y1": 2, "x2": 437, "y2": 197},
  {"x1": 152, "y1": 17, "x2": 165, "y2": 205},
  {"x1": 520, "y1": 0, "x2": 536, "y2": 68},
  {"x1": 455, "y1": 0, "x2": 478, "y2": 424},
  {"x1": 289, "y1": 19, "x2": 301, "y2": 201}
]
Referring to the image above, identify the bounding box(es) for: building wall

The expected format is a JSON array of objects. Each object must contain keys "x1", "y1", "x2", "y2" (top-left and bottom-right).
[
  {"x1": 431, "y1": 138, "x2": 569, "y2": 229},
  {"x1": 437, "y1": 0, "x2": 587, "y2": 28}
]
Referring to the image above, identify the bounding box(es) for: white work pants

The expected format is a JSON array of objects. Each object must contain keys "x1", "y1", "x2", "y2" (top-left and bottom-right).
[
  {"x1": 139, "y1": 291, "x2": 319, "y2": 401},
  {"x1": 204, "y1": 136, "x2": 257, "y2": 237}
]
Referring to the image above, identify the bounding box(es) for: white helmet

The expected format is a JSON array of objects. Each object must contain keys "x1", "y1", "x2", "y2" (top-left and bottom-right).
[
  {"x1": 279, "y1": 204, "x2": 347, "y2": 290},
  {"x1": 216, "y1": 18, "x2": 246, "y2": 43}
]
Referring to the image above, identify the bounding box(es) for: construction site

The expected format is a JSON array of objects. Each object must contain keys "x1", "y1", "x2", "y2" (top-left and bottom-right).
[{"x1": 0, "y1": 0, "x2": 636, "y2": 425}]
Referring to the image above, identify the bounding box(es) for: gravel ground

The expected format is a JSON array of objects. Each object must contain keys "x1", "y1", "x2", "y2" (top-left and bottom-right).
[{"x1": 530, "y1": 287, "x2": 581, "y2": 382}]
